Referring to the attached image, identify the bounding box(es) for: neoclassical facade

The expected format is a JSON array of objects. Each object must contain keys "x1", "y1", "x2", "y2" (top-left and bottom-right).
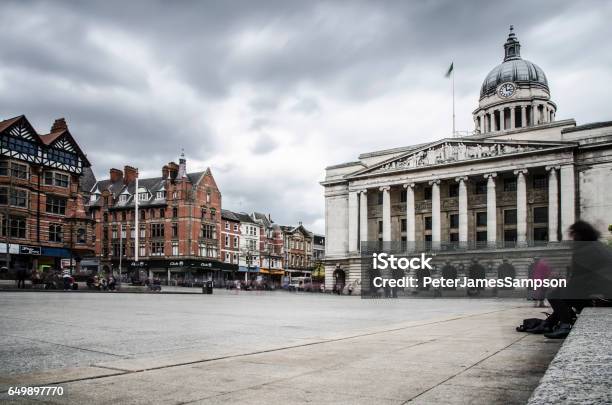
[{"x1": 322, "y1": 28, "x2": 612, "y2": 291}]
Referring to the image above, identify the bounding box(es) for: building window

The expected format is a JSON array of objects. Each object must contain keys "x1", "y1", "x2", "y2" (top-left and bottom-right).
[
  {"x1": 139, "y1": 245, "x2": 146, "y2": 257},
  {"x1": 233, "y1": 236, "x2": 238, "y2": 247},
  {"x1": 475, "y1": 181, "x2": 487, "y2": 195},
  {"x1": 120, "y1": 225, "x2": 126, "y2": 239},
  {"x1": 201, "y1": 224, "x2": 216, "y2": 239},
  {"x1": 378, "y1": 220, "x2": 383, "y2": 233},
  {"x1": 476, "y1": 231, "x2": 487, "y2": 242},
  {"x1": 151, "y1": 241, "x2": 164, "y2": 256},
  {"x1": 118, "y1": 194, "x2": 127, "y2": 203},
  {"x1": 173, "y1": 207, "x2": 178, "y2": 218},
  {"x1": 449, "y1": 214, "x2": 459, "y2": 229},
  {"x1": 533, "y1": 207, "x2": 548, "y2": 223},
  {"x1": 234, "y1": 223, "x2": 239, "y2": 231},
  {"x1": 4, "y1": 162, "x2": 29, "y2": 179},
  {"x1": 225, "y1": 221, "x2": 230, "y2": 230},
  {"x1": 210, "y1": 209, "x2": 216, "y2": 221},
  {"x1": 504, "y1": 229, "x2": 517, "y2": 242},
  {"x1": 377, "y1": 192, "x2": 383, "y2": 205},
  {"x1": 504, "y1": 178, "x2": 517, "y2": 192},
  {"x1": 504, "y1": 209, "x2": 517, "y2": 225},
  {"x1": 206, "y1": 191, "x2": 211, "y2": 203},
  {"x1": 199, "y1": 243, "x2": 206, "y2": 256},
  {"x1": 138, "y1": 192, "x2": 149, "y2": 201},
  {"x1": 112, "y1": 227, "x2": 118, "y2": 239},
  {"x1": 49, "y1": 224, "x2": 63, "y2": 242},
  {"x1": 225, "y1": 235, "x2": 229, "y2": 247},
  {"x1": 201, "y1": 208, "x2": 207, "y2": 219},
  {"x1": 400, "y1": 190, "x2": 407, "y2": 203},
  {"x1": 533, "y1": 175, "x2": 548, "y2": 189},
  {"x1": 424, "y1": 216, "x2": 432, "y2": 230},
  {"x1": 46, "y1": 196, "x2": 66, "y2": 215},
  {"x1": 140, "y1": 210, "x2": 146, "y2": 220},
  {"x1": 476, "y1": 212, "x2": 487, "y2": 227},
  {"x1": 425, "y1": 234, "x2": 432, "y2": 242},
  {"x1": 449, "y1": 233, "x2": 459, "y2": 242},
  {"x1": 0, "y1": 187, "x2": 28, "y2": 207},
  {"x1": 423, "y1": 187, "x2": 432, "y2": 200},
  {"x1": 534, "y1": 227, "x2": 548, "y2": 241},
  {"x1": 121, "y1": 211, "x2": 126, "y2": 221},
  {"x1": 156, "y1": 191, "x2": 166, "y2": 200},
  {"x1": 172, "y1": 223, "x2": 178, "y2": 237},
  {"x1": 160, "y1": 208, "x2": 165, "y2": 218},
  {"x1": 401, "y1": 218, "x2": 407, "y2": 232},
  {"x1": 44, "y1": 171, "x2": 69, "y2": 187},
  {"x1": 172, "y1": 241, "x2": 179, "y2": 256},
  {"x1": 448, "y1": 183, "x2": 459, "y2": 198},
  {"x1": 1, "y1": 216, "x2": 26, "y2": 239},
  {"x1": 77, "y1": 228, "x2": 86, "y2": 243},
  {"x1": 151, "y1": 223, "x2": 164, "y2": 238}
]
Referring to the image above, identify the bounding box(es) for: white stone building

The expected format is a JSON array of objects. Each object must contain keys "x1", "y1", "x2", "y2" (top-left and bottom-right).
[{"x1": 322, "y1": 28, "x2": 612, "y2": 291}]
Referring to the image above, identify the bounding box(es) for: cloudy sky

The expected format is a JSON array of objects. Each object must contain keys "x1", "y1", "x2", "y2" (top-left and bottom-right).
[{"x1": 1, "y1": 1, "x2": 611, "y2": 233}]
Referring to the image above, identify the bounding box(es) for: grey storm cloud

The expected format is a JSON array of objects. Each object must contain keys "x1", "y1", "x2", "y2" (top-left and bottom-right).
[{"x1": 1, "y1": 0, "x2": 612, "y2": 232}]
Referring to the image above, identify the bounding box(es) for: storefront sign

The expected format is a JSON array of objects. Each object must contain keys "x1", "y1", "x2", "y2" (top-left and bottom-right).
[
  {"x1": 0, "y1": 243, "x2": 20, "y2": 254},
  {"x1": 19, "y1": 245, "x2": 41, "y2": 255}
]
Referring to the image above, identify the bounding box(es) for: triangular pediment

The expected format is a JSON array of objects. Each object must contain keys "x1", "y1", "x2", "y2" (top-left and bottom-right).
[{"x1": 348, "y1": 138, "x2": 574, "y2": 178}]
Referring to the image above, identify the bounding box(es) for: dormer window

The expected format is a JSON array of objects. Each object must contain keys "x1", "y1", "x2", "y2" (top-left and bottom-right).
[
  {"x1": 90, "y1": 193, "x2": 99, "y2": 202},
  {"x1": 138, "y1": 192, "x2": 149, "y2": 201},
  {"x1": 156, "y1": 191, "x2": 166, "y2": 200},
  {"x1": 119, "y1": 194, "x2": 128, "y2": 203}
]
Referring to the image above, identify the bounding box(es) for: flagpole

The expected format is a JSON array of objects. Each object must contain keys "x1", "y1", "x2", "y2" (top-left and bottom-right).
[{"x1": 452, "y1": 67, "x2": 455, "y2": 137}]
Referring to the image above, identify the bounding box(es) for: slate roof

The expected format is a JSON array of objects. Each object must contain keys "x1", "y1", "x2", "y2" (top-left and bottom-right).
[
  {"x1": 221, "y1": 209, "x2": 240, "y2": 222},
  {"x1": 79, "y1": 166, "x2": 97, "y2": 193}
]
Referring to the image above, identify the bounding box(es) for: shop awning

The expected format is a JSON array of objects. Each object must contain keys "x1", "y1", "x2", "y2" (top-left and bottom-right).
[
  {"x1": 260, "y1": 268, "x2": 284, "y2": 275},
  {"x1": 238, "y1": 266, "x2": 260, "y2": 273}
]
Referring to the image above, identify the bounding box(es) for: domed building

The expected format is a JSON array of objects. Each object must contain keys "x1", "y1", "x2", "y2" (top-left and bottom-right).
[
  {"x1": 321, "y1": 27, "x2": 612, "y2": 294},
  {"x1": 474, "y1": 26, "x2": 557, "y2": 133}
]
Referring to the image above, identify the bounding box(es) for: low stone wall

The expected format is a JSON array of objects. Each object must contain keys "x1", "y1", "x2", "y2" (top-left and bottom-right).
[{"x1": 528, "y1": 307, "x2": 612, "y2": 404}]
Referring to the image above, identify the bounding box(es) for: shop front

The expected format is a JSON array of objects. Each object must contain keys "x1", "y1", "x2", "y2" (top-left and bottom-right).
[
  {"x1": 127, "y1": 258, "x2": 236, "y2": 287},
  {"x1": 259, "y1": 267, "x2": 284, "y2": 288}
]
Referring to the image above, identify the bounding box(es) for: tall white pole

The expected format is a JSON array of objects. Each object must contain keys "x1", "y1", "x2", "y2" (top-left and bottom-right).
[
  {"x1": 452, "y1": 68, "x2": 456, "y2": 137},
  {"x1": 135, "y1": 175, "x2": 139, "y2": 263},
  {"x1": 119, "y1": 225, "x2": 123, "y2": 279}
]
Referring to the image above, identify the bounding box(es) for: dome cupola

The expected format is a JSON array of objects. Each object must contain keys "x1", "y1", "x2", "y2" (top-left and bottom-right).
[{"x1": 473, "y1": 26, "x2": 557, "y2": 134}]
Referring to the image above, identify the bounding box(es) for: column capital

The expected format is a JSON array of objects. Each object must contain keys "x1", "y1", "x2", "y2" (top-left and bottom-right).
[
  {"x1": 545, "y1": 165, "x2": 560, "y2": 172},
  {"x1": 428, "y1": 179, "x2": 441, "y2": 186},
  {"x1": 483, "y1": 173, "x2": 497, "y2": 179},
  {"x1": 379, "y1": 186, "x2": 390, "y2": 192},
  {"x1": 455, "y1": 176, "x2": 468, "y2": 183},
  {"x1": 402, "y1": 183, "x2": 415, "y2": 189},
  {"x1": 358, "y1": 189, "x2": 368, "y2": 194},
  {"x1": 513, "y1": 168, "x2": 528, "y2": 175}
]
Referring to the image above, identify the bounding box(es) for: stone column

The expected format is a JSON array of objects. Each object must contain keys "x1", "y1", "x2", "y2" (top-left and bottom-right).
[
  {"x1": 403, "y1": 183, "x2": 415, "y2": 243},
  {"x1": 510, "y1": 106, "x2": 516, "y2": 130},
  {"x1": 560, "y1": 165, "x2": 575, "y2": 240},
  {"x1": 532, "y1": 102, "x2": 537, "y2": 125},
  {"x1": 380, "y1": 186, "x2": 391, "y2": 242},
  {"x1": 359, "y1": 190, "x2": 368, "y2": 249},
  {"x1": 485, "y1": 173, "x2": 497, "y2": 244},
  {"x1": 521, "y1": 105, "x2": 527, "y2": 128},
  {"x1": 514, "y1": 169, "x2": 528, "y2": 244},
  {"x1": 348, "y1": 191, "x2": 359, "y2": 252},
  {"x1": 498, "y1": 110, "x2": 503, "y2": 131},
  {"x1": 456, "y1": 176, "x2": 468, "y2": 243},
  {"x1": 430, "y1": 180, "x2": 441, "y2": 244},
  {"x1": 546, "y1": 166, "x2": 559, "y2": 242}
]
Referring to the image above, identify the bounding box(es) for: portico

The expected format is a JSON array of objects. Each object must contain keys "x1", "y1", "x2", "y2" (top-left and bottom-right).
[{"x1": 341, "y1": 140, "x2": 574, "y2": 252}]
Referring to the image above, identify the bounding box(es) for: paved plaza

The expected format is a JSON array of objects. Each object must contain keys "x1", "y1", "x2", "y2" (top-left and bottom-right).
[{"x1": 0, "y1": 290, "x2": 561, "y2": 404}]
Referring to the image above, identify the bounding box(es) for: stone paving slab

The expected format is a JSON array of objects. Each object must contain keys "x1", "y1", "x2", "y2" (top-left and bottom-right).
[{"x1": 0, "y1": 305, "x2": 561, "y2": 404}]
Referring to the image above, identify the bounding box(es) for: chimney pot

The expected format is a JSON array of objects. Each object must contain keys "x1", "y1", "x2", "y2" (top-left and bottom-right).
[
  {"x1": 51, "y1": 118, "x2": 68, "y2": 133},
  {"x1": 109, "y1": 168, "x2": 123, "y2": 183}
]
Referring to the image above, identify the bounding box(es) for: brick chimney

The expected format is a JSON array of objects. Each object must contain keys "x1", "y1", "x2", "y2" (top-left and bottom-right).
[
  {"x1": 162, "y1": 164, "x2": 170, "y2": 179},
  {"x1": 109, "y1": 168, "x2": 123, "y2": 183},
  {"x1": 124, "y1": 166, "x2": 138, "y2": 185},
  {"x1": 51, "y1": 118, "x2": 68, "y2": 133},
  {"x1": 167, "y1": 162, "x2": 179, "y2": 180}
]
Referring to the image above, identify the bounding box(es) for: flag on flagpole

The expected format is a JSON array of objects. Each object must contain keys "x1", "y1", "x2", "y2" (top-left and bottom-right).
[{"x1": 445, "y1": 62, "x2": 454, "y2": 78}]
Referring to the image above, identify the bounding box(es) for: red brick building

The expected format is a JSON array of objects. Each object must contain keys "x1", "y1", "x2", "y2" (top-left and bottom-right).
[
  {"x1": 87, "y1": 155, "x2": 234, "y2": 285},
  {"x1": 0, "y1": 115, "x2": 94, "y2": 275}
]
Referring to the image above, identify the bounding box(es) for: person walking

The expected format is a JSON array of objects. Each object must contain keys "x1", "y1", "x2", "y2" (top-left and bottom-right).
[
  {"x1": 16, "y1": 267, "x2": 27, "y2": 289},
  {"x1": 61, "y1": 269, "x2": 71, "y2": 291}
]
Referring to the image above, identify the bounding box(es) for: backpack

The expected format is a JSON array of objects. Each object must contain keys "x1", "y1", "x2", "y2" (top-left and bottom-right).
[{"x1": 516, "y1": 314, "x2": 551, "y2": 332}]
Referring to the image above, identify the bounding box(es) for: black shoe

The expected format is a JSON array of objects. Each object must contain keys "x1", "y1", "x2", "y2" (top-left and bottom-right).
[
  {"x1": 525, "y1": 323, "x2": 553, "y2": 334},
  {"x1": 544, "y1": 323, "x2": 571, "y2": 339}
]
